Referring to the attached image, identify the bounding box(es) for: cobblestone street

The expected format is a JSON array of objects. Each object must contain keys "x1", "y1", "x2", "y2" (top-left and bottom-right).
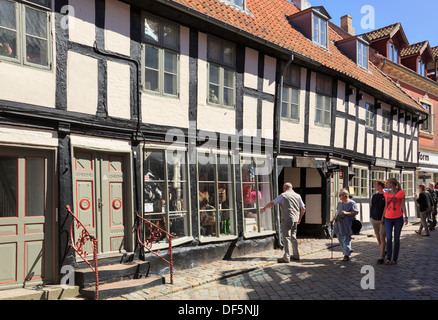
[{"x1": 113, "y1": 221, "x2": 438, "y2": 301}]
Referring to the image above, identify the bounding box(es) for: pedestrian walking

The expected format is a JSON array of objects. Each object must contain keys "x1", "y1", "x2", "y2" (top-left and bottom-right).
[
  {"x1": 330, "y1": 188, "x2": 359, "y2": 262},
  {"x1": 261, "y1": 182, "x2": 305, "y2": 263},
  {"x1": 414, "y1": 184, "x2": 431, "y2": 237},
  {"x1": 427, "y1": 182, "x2": 437, "y2": 230},
  {"x1": 382, "y1": 178, "x2": 408, "y2": 265},
  {"x1": 370, "y1": 180, "x2": 386, "y2": 264}
]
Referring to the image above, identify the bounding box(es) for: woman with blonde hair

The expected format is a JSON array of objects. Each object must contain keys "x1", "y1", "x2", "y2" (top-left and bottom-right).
[{"x1": 381, "y1": 178, "x2": 408, "y2": 265}]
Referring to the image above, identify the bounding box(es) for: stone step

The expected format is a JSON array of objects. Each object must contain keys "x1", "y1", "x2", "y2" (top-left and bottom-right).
[
  {"x1": 80, "y1": 276, "x2": 165, "y2": 300},
  {"x1": 0, "y1": 285, "x2": 80, "y2": 300},
  {"x1": 75, "y1": 261, "x2": 151, "y2": 287}
]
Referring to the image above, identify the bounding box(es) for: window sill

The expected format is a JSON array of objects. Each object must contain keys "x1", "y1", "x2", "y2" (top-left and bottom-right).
[
  {"x1": 243, "y1": 230, "x2": 276, "y2": 240},
  {"x1": 146, "y1": 236, "x2": 194, "y2": 251},
  {"x1": 420, "y1": 131, "x2": 434, "y2": 139},
  {"x1": 198, "y1": 234, "x2": 238, "y2": 244}
]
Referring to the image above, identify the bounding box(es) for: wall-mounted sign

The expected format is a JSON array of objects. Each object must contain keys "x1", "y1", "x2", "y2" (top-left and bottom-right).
[
  {"x1": 419, "y1": 151, "x2": 438, "y2": 165},
  {"x1": 375, "y1": 158, "x2": 396, "y2": 169}
]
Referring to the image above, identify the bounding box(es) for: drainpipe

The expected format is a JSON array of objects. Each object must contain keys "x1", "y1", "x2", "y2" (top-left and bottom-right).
[{"x1": 273, "y1": 54, "x2": 294, "y2": 248}]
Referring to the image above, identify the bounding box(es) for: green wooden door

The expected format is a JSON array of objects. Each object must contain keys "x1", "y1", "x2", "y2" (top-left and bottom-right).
[
  {"x1": 0, "y1": 147, "x2": 55, "y2": 289},
  {"x1": 73, "y1": 150, "x2": 127, "y2": 255}
]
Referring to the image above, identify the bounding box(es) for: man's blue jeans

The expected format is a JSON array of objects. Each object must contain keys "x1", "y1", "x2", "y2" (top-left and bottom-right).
[
  {"x1": 385, "y1": 216, "x2": 404, "y2": 262},
  {"x1": 337, "y1": 234, "x2": 351, "y2": 256}
]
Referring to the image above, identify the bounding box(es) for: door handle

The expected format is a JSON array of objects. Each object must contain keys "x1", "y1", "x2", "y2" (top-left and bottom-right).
[{"x1": 98, "y1": 198, "x2": 104, "y2": 210}]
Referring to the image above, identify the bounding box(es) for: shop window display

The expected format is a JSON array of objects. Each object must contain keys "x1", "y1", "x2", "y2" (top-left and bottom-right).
[
  {"x1": 143, "y1": 149, "x2": 189, "y2": 242},
  {"x1": 241, "y1": 156, "x2": 273, "y2": 234},
  {"x1": 198, "y1": 152, "x2": 235, "y2": 238}
]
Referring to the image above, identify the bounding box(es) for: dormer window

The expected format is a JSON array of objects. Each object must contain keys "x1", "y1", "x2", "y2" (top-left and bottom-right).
[
  {"x1": 357, "y1": 40, "x2": 368, "y2": 70},
  {"x1": 389, "y1": 42, "x2": 399, "y2": 64},
  {"x1": 313, "y1": 13, "x2": 327, "y2": 48}
]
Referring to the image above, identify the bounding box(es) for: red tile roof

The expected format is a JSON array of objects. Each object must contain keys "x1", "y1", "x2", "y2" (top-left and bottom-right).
[{"x1": 171, "y1": 0, "x2": 424, "y2": 113}]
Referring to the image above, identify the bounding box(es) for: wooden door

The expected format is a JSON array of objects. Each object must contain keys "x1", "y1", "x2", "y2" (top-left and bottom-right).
[{"x1": 0, "y1": 147, "x2": 54, "y2": 289}]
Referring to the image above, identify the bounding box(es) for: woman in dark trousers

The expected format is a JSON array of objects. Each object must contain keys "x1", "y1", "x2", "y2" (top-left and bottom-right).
[
  {"x1": 382, "y1": 178, "x2": 408, "y2": 265},
  {"x1": 414, "y1": 184, "x2": 431, "y2": 237}
]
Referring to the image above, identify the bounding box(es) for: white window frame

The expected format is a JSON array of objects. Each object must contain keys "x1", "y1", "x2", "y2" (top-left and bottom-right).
[
  {"x1": 142, "y1": 13, "x2": 180, "y2": 97},
  {"x1": 281, "y1": 64, "x2": 301, "y2": 122},
  {"x1": 357, "y1": 40, "x2": 368, "y2": 70},
  {"x1": 207, "y1": 35, "x2": 236, "y2": 108},
  {"x1": 312, "y1": 13, "x2": 328, "y2": 49},
  {"x1": 402, "y1": 172, "x2": 414, "y2": 197},
  {"x1": 0, "y1": 0, "x2": 52, "y2": 69},
  {"x1": 315, "y1": 74, "x2": 332, "y2": 127},
  {"x1": 365, "y1": 103, "x2": 375, "y2": 128},
  {"x1": 352, "y1": 166, "x2": 369, "y2": 198}
]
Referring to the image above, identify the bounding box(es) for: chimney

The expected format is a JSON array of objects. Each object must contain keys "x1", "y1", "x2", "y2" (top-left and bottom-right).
[
  {"x1": 291, "y1": 0, "x2": 311, "y2": 11},
  {"x1": 341, "y1": 15, "x2": 355, "y2": 35}
]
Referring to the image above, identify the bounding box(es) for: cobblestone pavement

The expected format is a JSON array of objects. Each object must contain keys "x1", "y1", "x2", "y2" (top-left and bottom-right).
[{"x1": 111, "y1": 221, "x2": 438, "y2": 300}]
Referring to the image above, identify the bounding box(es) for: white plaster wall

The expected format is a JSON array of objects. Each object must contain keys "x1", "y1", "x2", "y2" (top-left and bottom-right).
[
  {"x1": 413, "y1": 137, "x2": 418, "y2": 162},
  {"x1": 0, "y1": 125, "x2": 58, "y2": 147},
  {"x1": 383, "y1": 138, "x2": 390, "y2": 159},
  {"x1": 143, "y1": 26, "x2": 190, "y2": 128},
  {"x1": 305, "y1": 194, "x2": 322, "y2": 224},
  {"x1": 366, "y1": 132, "x2": 374, "y2": 156},
  {"x1": 306, "y1": 169, "x2": 320, "y2": 188},
  {"x1": 70, "y1": 133, "x2": 131, "y2": 152},
  {"x1": 263, "y1": 55, "x2": 276, "y2": 95},
  {"x1": 69, "y1": 0, "x2": 96, "y2": 47},
  {"x1": 284, "y1": 168, "x2": 300, "y2": 188},
  {"x1": 244, "y1": 47, "x2": 258, "y2": 90},
  {"x1": 375, "y1": 137, "x2": 382, "y2": 158},
  {"x1": 262, "y1": 101, "x2": 274, "y2": 140},
  {"x1": 105, "y1": 0, "x2": 130, "y2": 56},
  {"x1": 391, "y1": 136, "x2": 398, "y2": 160},
  {"x1": 346, "y1": 120, "x2": 355, "y2": 151},
  {"x1": 357, "y1": 124, "x2": 365, "y2": 154},
  {"x1": 308, "y1": 72, "x2": 330, "y2": 146},
  {"x1": 197, "y1": 32, "x2": 235, "y2": 133},
  {"x1": 347, "y1": 88, "x2": 356, "y2": 117},
  {"x1": 337, "y1": 81, "x2": 346, "y2": 113},
  {"x1": 280, "y1": 67, "x2": 306, "y2": 143},
  {"x1": 67, "y1": 51, "x2": 98, "y2": 114},
  {"x1": 107, "y1": 61, "x2": 131, "y2": 119},
  {"x1": 243, "y1": 96, "x2": 258, "y2": 133},
  {"x1": 399, "y1": 137, "x2": 405, "y2": 161},
  {"x1": 334, "y1": 118, "x2": 345, "y2": 149}
]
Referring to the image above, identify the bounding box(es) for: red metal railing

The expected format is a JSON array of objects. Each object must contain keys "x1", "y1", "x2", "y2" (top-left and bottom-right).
[
  {"x1": 66, "y1": 205, "x2": 99, "y2": 300},
  {"x1": 136, "y1": 212, "x2": 176, "y2": 284}
]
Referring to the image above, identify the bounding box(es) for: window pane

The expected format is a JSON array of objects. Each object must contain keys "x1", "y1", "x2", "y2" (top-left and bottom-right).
[
  {"x1": 258, "y1": 183, "x2": 272, "y2": 231},
  {"x1": 164, "y1": 73, "x2": 177, "y2": 95},
  {"x1": 168, "y1": 182, "x2": 187, "y2": 212},
  {"x1": 217, "y1": 155, "x2": 232, "y2": 181},
  {"x1": 0, "y1": 29, "x2": 17, "y2": 59},
  {"x1": 320, "y1": 20, "x2": 326, "y2": 47},
  {"x1": 281, "y1": 102, "x2": 289, "y2": 119},
  {"x1": 163, "y1": 24, "x2": 177, "y2": 49},
  {"x1": 233, "y1": 0, "x2": 243, "y2": 8},
  {"x1": 209, "y1": 64, "x2": 219, "y2": 84},
  {"x1": 324, "y1": 110, "x2": 331, "y2": 125},
  {"x1": 25, "y1": 7, "x2": 47, "y2": 38},
  {"x1": 0, "y1": 0, "x2": 16, "y2": 29},
  {"x1": 223, "y1": 87, "x2": 233, "y2": 107},
  {"x1": 26, "y1": 36, "x2": 48, "y2": 66},
  {"x1": 145, "y1": 46, "x2": 158, "y2": 69},
  {"x1": 164, "y1": 51, "x2": 177, "y2": 74},
  {"x1": 25, "y1": 157, "x2": 45, "y2": 217},
  {"x1": 207, "y1": 38, "x2": 220, "y2": 62},
  {"x1": 315, "y1": 108, "x2": 322, "y2": 124},
  {"x1": 223, "y1": 68, "x2": 234, "y2": 88},
  {"x1": 291, "y1": 104, "x2": 299, "y2": 120},
  {"x1": 144, "y1": 182, "x2": 165, "y2": 214},
  {"x1": 145, "y1": 69, "x2": 158, "y2": 91},
  {"x1": 144, "y1": 151, "x2": 165, "y2": 181},
  {"x1": 198, "y1": 159, "x2": 215, "y2": 182},
  {"x1": 28, "y1": 0, "x2": 51, "y2": 8},
  {"x1": 218, "y1": 182, "x2": 233, "y2": 211},
  {"x1": 144, "y1": 17, "x2": 159, "y2": 43},
  {"x1": 223, "y1": 43, "x2": 234, "y2": 66},
  {"x1": 0, "y1": 156, "x2": 17, "y2": 218}
]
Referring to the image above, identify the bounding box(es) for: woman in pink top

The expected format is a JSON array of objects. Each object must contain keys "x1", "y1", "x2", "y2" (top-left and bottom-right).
[{"x1": 381, "y1": 178, "x2": 408, "y2": 265}]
